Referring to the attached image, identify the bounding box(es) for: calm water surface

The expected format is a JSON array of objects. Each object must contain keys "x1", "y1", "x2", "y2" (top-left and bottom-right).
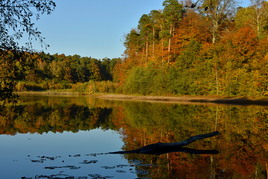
[{"x1": 0, "y1": 95, "x2": 267, "y2": 178}]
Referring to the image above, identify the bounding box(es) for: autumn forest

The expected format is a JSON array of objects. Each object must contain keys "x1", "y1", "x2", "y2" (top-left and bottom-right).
[{"x1": 1, "y1": 0, "x2": 268, "y2": 101}]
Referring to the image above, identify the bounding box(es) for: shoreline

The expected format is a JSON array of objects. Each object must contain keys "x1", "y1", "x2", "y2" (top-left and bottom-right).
[
  {"x1": 17, "y1": 91, "x2": 268, "y2": 106},
  {"x1": 95, "y1": 94, "x2": 268, "y2": 106}
]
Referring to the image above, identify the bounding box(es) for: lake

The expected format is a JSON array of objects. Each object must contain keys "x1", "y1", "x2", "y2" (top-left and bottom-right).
[{"x1": 0, "y1": 95, "x2": 267, "y2": 178}]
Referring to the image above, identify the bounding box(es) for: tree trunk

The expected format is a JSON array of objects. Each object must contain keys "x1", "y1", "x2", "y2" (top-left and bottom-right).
[
  {"x1": 152, "y1": 27, "x2": 155, "y2": 58},
  {"x1": 168, "y1": 24, "x2": 173, "y2": 62},
  {"x1": 146, "y1": 36, "x2": 149, "y2": 62},
  {"x1": 212, "y1": 19, "x2": 219, "y2": 44}
]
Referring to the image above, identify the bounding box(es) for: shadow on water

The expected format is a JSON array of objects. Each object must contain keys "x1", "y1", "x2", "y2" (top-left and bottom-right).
[{"x1": 0, "y1": 95, "x2": 267, "y2": 178}]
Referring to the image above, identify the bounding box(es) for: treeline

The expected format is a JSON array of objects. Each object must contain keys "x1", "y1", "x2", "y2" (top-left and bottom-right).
[
  {"x1": 113, "y1": 0, "x2": 268, "y2": 97},
  {"x1": 10, "y1": 52, "x2": 121, "y2": 93}
]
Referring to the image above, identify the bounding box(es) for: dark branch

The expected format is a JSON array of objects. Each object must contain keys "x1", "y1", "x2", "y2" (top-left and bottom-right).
[{"x1": 109, "y1": 131, "x2": 219, "y2": 155}]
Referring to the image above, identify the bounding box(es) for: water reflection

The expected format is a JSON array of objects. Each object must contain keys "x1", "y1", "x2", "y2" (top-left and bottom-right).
[
  {"x1": 0, "y1": 95, "x2": 267, "y2": 178},
  {"x1": 0, "y1": 130, "x2": 136, "y2": 178}
]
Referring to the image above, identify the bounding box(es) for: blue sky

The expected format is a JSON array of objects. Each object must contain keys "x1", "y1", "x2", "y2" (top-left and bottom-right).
[{"x1": 32, "y1": 0, "x2": 251, "y2": 59}]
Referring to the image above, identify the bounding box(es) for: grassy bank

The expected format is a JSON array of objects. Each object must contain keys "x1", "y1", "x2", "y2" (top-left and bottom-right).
[{"x1": 16, "y1": 81, "x2": 122, "y2": 94}]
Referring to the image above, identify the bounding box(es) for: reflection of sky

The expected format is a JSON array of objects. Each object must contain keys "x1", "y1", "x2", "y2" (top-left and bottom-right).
[{"x1": 0, "y1": 129, "x2": 137, "y2": 178}]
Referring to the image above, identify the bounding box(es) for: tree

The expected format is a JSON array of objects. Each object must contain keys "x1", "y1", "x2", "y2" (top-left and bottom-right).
[
  {"x1": 138, "y1": 14, "x2": 152, "y2": 62},
  {"x1": 124, "y1": 29, "x2": 141, "y2": 62},
  {"x1": 162, "y1": 0, "x2": 183, "y2": 62},
  {"x1": 149, "y1": 10, "x2": 166, "y2": 64},
  {"x1": 235, "y1": 0, "x2": 268, "y2": 39},
  {"x1": 149, "y1": 10, "x2": 162, "y2": 59},
  {"x1": 201, "y1": 0, "x2": 236, "y2": 43},
  {"x1": 250, "y1": 0, "x2": 268, "y2": 38},
  {"x1": 0, "y1": 0, "x2": 56, "y2": 104}
]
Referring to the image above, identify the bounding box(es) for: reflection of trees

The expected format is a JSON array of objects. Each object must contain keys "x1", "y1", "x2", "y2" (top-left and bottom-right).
[
  {"x1": 0, "y1": 97, "x2": 267, "y2": 178},
  {"x1": 115, "y1": 102, "x2": 268, "y2": 178},
  {"x1": 214, "y1": 106, "x2": 268, "y2": 178},
  {"x1": 0, "y1": 101, "x2": 114, "y2": 135}
]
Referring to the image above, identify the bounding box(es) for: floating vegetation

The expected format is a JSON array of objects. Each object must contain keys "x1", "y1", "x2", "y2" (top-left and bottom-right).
[
  {"x1": 29, "y1": 156, "x2": 61, "y2": 163},
  {"x1": 101, "y1": 166, "x2": 117, "y2": 169},
  {"x1": 69, "y1": 154, "x2": 81, "y2": 157},
  {"x1": 80, "y1": 160, "x2": 98, "y2": 164},
  {"x1": 88, "y1": 173, "x2": 114, "y2": 178},
  {"x1": 22, "y1": 174, "x2": 88, "y2": 179},
  {"x1": 44, "y1": 165, "x2": 81, "y2": 170}
]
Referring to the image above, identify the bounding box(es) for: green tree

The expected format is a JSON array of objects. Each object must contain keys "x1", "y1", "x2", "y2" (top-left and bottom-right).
[
  {"x1": 235, "y1": 0, "x2": 268, "y2": 39},
  {"x1": 149, "y1": 10, "x2": 162, "y2": 58},
  {"x1": 124, "y1": 29, "x2": 142, "y2": 62},
  {"x1": 149, "y1": 10, "x2": 166, "y2": 64},
  {"x1": 138, "y1": 14, "x2": 152, "y2": 62},
  {"x1": 162, "y1": 0, "x2": 183, "y2": 62}
]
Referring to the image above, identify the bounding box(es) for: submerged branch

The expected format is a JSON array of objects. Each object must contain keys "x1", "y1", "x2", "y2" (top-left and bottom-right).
[{"x1": 109, "y1": 131, "x2": 219, "y2": 155}]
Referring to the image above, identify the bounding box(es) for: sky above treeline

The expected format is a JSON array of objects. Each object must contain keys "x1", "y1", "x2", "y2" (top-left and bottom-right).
[{"x1": 32, "y1": 0, "x2": 251, "y2": 59}]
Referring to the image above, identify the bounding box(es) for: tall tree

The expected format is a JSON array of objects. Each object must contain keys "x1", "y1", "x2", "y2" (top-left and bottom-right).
[
  {"x1": 138, "y1": 14, "x2": 152, "y2": 62},
  {"x1": 235, "y1": 0, "x2": 268, "y2": 39},
  {"x1": 149, "y1": 10, "x2": 165, "y2": 64},
  {"x1": 162, "y1": 0, "x2": 183, "y2": 62},
  {"x1": 250, "y1": 0, "x2": 268, "y2": 38},
  {"x1": 124, "y1": 29, "x2": 141, "y2": 62},
  {"x1": 202, "y1": 0, "x2": 236, "y2": 43},
  {"x1": 149, "y1": 10, "x2": 162, "y2": 59}
]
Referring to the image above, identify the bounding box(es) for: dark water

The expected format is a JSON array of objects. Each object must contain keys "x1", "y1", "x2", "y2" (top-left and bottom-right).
[{"x1": 0, "y1": 95, "x2": 267, "y2": 179}]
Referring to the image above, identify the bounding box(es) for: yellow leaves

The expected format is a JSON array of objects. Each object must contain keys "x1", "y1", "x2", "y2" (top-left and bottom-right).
[
  {"x1": 265, "y1": 53, "x2": 268, "y2": 61},
  {"x1": 263, "y1": 143, "x2": 268, "y2": 151}
]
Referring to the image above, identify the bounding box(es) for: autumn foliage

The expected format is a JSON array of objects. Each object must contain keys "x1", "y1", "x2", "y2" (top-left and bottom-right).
[{"x1": 114, "y1": 0, "x2": 268, "y2": 97}]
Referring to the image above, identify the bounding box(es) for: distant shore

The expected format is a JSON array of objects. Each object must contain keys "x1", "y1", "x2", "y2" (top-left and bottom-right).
[{"x1": 17, "y1": 91, "x2": 268, "y2": 106}]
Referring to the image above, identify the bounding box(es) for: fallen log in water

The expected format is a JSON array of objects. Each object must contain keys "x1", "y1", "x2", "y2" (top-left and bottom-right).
[{"x1": 109, "y1": 131, "x2": 219, "y2": 155}]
